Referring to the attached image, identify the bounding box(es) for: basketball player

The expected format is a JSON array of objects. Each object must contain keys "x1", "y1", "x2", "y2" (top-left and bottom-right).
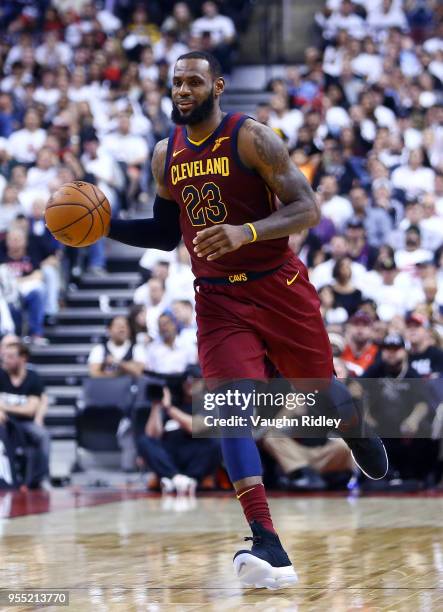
[{"x1": 107, "y1": 51, "x2": 388, "y2": 589}]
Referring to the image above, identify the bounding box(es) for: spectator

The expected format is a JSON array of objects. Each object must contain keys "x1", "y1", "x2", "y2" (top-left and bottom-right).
[
  {"x1": 0, "y1": 342, "x2": 51, "y2": 490},
  {"x1": 318, "y1": 284, "x2": 348, "y2": 325},
  {"x1": 162, "y1": 2, "x2": 193, "y2": 43},
  {"x1": 262, "y1": 434, "x2": 353, "y2": 492},
  {"x1": 27, "y1": 198, "x2": 62, "y2": 325},
  {"x1": 310, "y1": 235, "x2": 367, "y2": 290},
  {"x1": 137, "y1": 368, "x2": 220, "y2": 493},
  {"x1": 345, "y1": 220, "x2": 378, "y2": 270},
  {"x1": 88, "y1": 316, "x2": 145, "y2": 378},
  {"x1": 391, "y1": 148, "x2": 436, "y2": 200},
  {"x1": 0, "y1": 227, "x2": 46, "y2": 344},
  {"x1": 134, "y1": 276, "x2": 169, "y2": 339},
  {"x1": 317, "y1": 174, "x2": 353, "y2": 231},
  {"x1": 361, "y1": 333, "x2": 436, "y2": 488},
  {"x1": 191, "y1": 1, "x2": 236, "y2": 73},
  {"x1": 405, "y1": 313, "x2": 443, "y2": 377},
  {"x1": 341, "y1": 310, "x2": 378, "y2": 376},
  {"x1": 331, "y1": 256, "x2": 363, "y2": 316},
  {"x1": 145, "y1": 312, "x2": 195, "y2": 375},
  {"x1": 268, "y1": 95, "x2": 303, "y2": 148},
  {"x1": 348, "y1": 186, "x2": 392, "y2": 248},
  {"x1": 0, "y1": 186, "x2": 23, "y2": 234},
  {"x1": 7, "y1": 109, "x2": 46, "y2": 164},
  {"x1": 394, "y1": 225, "x2": 433, "y2": 271}
]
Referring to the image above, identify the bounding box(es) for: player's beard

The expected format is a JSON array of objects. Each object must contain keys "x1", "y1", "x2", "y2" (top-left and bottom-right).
[{"x1": 171, "y1": 90, "x2": 215, "y2": 126}]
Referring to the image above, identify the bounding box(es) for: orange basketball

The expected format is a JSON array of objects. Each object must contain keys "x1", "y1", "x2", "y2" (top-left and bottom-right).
[{"x1": 45, "y1": 181, "x2": 111, "y2": 247}]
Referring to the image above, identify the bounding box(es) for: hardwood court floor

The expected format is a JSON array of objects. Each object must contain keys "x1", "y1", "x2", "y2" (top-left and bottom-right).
[{"x1": 0, "y1": 490, "x2": 442, "y2": 611}]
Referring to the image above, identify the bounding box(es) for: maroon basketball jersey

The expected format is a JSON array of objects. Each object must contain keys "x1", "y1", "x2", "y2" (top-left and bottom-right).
[{"x1": 164, "y1": 112, "x2": 291, "y2": 277}]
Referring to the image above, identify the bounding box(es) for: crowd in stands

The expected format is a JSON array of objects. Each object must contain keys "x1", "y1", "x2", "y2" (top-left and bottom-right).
[{"x1": 0, "y1": 0, "x2": 442, "y2": 493}]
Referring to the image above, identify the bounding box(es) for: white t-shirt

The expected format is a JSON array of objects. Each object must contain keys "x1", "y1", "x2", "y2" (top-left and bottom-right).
[
  {"x1": 8, "y1": 128, "x2": 46, "y2": 163},
  {"x1": 351, "y1": 53, "x2": 383, "y2": 82},
  {"x1": 33, "y1": 87, "x2": 60, "y2": 108},
  {"x1": 391, "y1": 165, "x2": 436, "y2": 197},
  {"x1": 35, "y1": 42, "x2": 72, "y2": 67},
  {"x1": 145, "y1": 339, "x2": 193, "y2": 374},
  {"x1": 88, "y1": 340, "x2": 146, "y2": 365},
  {"x1": 269, "y1": 110, "x2": 303, "y2": 147},
  {"x1": 191, "y1": 14, "x2": 236, "y2": 45},
  {"x1": 26, "y1": 167, "x2": 58, "y2": 190},
  {"x1": 310, "y1": 259, "x2": 367, "y2": 290},
  {"x1": 321, "y1": 195, "x2": 353, "y2": 231},
  {"x1": 394, "y1": 248, "x2": 434, "y2": 271},
  {"x1": 101, "y1": 133, "x2": 149, "y2": 165}
]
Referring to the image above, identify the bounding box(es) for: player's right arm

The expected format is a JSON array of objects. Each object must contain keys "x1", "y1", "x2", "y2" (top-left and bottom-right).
[{"x1": 107, "y1": 139, "x2": 182, "y2": 251}]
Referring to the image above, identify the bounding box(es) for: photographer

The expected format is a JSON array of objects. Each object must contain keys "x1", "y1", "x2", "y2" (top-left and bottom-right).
[{"x1": 138, "y1": 367, "x2": 220, "y2": 494}]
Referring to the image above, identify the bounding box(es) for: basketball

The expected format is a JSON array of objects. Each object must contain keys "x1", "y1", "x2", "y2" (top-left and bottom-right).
[{"x1": 45, "y1": 181, "x2": 111, "y2": 247}]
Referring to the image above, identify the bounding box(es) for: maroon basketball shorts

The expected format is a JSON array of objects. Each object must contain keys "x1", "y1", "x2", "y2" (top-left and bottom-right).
[{"x1": 195, "y1": 256, "x2": 334, "y2": 382}]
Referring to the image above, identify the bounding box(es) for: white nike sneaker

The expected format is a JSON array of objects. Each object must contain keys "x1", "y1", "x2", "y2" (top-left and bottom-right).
[{"x1": 233, "y1": 521, "x2": 298, "y2": 590}]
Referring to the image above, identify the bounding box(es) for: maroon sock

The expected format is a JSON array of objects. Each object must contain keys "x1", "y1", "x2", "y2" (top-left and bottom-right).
[{"x1": 236, "y1": 483, "x2": 276, "y2": 533}]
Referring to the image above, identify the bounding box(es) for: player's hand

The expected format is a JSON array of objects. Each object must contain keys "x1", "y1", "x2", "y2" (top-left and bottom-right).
[{"x1": 193, "y1": 224, "x2": 250, "y2": 261}]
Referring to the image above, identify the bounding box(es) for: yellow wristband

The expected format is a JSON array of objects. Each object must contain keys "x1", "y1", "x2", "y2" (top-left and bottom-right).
[{"x1": 245, "y1": 222, "x2": 258, "y2": 243}]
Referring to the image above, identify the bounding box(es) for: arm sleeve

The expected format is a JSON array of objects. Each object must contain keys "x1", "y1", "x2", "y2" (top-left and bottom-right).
[{"x1": 108, "y1": 196, "x2": 181, "y2": 251}]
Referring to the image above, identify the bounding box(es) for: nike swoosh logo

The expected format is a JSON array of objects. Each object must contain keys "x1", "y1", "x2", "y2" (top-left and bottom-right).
[
  {"x1": 286, "y1": 271, "x2": 300, "y2": 286},
  {"x1": 238, "y1": 562, "x2": 247, "y2": 573},
  {"x1": 172, "y1": 148, "x2": 186, "y2": 158}
]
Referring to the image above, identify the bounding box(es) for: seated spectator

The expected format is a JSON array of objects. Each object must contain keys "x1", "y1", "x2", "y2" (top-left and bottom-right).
[
  {"x1": 137, "y1": 368, "x2": 220, "y2": 493},
  {"x1": 310, "y1": 235, "x2": 367, "y2": 290},
  {"x1": 154, "y1": 29, "x2": 189, "y2": 67},
  {"x1": 134, "y1": 276, "x2": 169, "y2": 338},
  {"x1": 128, "y1": 304, "x2": 150, "y2": 346},
  {"x1": 348, "y1": 186, "x2": 392, "y2": 248},
  {"x1": 0, "y1": 185, "x2": 23, "y2": 234},
  {"x1": 171, "y1": 299, "x2": 198, "y2": 362},
  {"x1": 405, "y1": 313, "x2": 443, "y2": 377},
  {"x1": 162, "y1": 2, "x2": 193, "y2": 43},
  {"x1": 317, "y1": 174, "x2": 353, "y2": 232},
  {"x1": 27, "y1": 198, "x2": 62, "y2": 326},
  {"x1": 0, "y1": 227, "x2": 46, "y2": 344},
  {"x1": 362, "y1": 333, "x2": 437, "y2": 488},
  {"x1": 7, "y1": 109, "x2": 46, "y2": 165},
  {"x1": 365, "y1": 258, "x2": 424, "y2": 321},
  {"x1": 394, "y1": 225, "x2": 433, "y2": 271},
  {"x1": 88, "y1": 316, "x2": 145, "y2": 378},
  {"x1": 191, "y1": 1, "x2": 236, "y2": 73},
  {"x1": 332, "y1": 256, "x2": 363, "y2": 316},
  {"x1": 35, "y1": 31, "x2": 72, "y2": 68},
  {"x1": 391, "y1": 148, "x2": 436, "y2": 200},
  {"x1": 268, "y1": 94, "x2": 303, "y2": 148},
  {"x1": 145, "y1": 312, "x2": 195, "y2": 375},
  {"x1": 24, "y1": 147, "x2": 58, "y2": 193},
  {"x1": 345, "y1": 220, "x2": 378, "y2": 270},
  {"x1": 341, "y1": 310, "x2": 378, "y2": 376},
  {"x1": 0, "y1": 341, "x2": 51, "y2": 490},
  {"x1": 319, "y1": 284, "x2": 348, "y2": 325},
  {"x1": 165, "y1": 242, "x2": 195, "y2": 304},
  {"x1": 262, "y1": 435, "x2": 353, "y2": 492}
]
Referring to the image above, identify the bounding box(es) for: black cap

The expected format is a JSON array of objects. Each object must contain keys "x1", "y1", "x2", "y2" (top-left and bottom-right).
[{"x1": 382, "y1": 333, "x2": 405, "y2": 349}]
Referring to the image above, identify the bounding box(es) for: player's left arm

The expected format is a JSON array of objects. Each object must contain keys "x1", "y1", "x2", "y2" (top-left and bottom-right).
[{"x1": 193, "y1": 119, "x2": 319, "y2": 260}]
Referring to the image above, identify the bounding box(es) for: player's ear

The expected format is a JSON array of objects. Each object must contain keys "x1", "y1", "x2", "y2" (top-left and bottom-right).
[{"x1": 214, "y1": 77, "x2": 225, "y2": 97}]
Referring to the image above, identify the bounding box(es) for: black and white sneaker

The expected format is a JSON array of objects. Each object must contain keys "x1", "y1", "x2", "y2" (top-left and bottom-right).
[
  {"x1": 345, "y1": 436, "x2": 388, "y2": 480},
  {"x1": 233, "y1": 521, "x2": 298, "y2": 589}
]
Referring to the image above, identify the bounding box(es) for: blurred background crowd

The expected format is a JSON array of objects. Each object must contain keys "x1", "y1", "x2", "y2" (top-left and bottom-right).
[{"x1": 0, "y1": 0, "x2": 442, "y2": 495}]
